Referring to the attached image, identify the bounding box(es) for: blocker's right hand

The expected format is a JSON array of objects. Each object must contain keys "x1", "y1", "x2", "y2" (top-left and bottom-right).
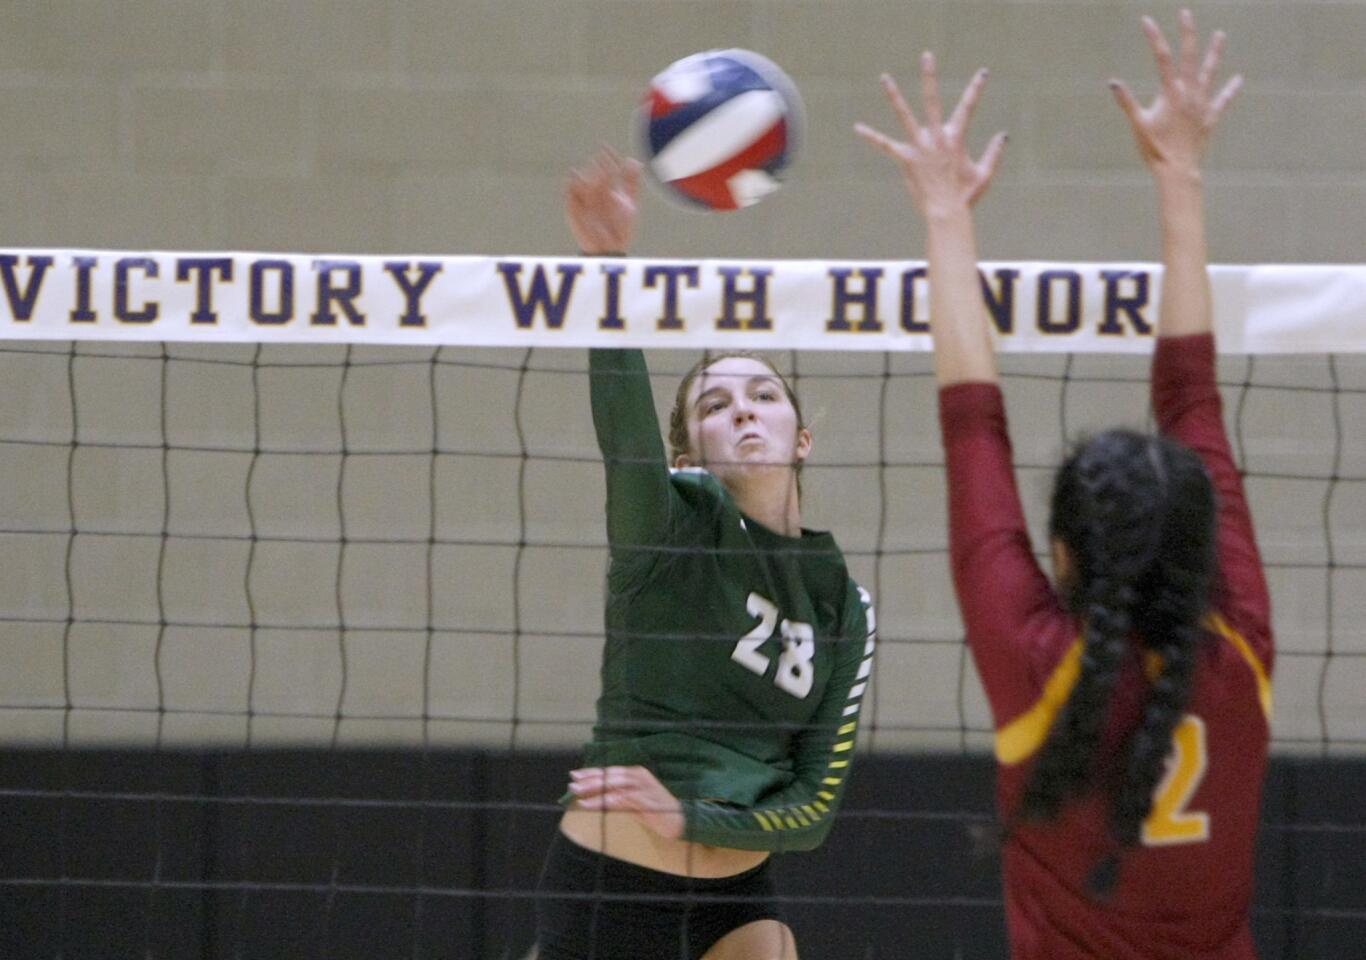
[
  {"x1": 566, "y1": 146, "x2": 644, "y2": 256},
  {"x1": 855, "y1": 52, "x2": 1007, "y2": 218}
]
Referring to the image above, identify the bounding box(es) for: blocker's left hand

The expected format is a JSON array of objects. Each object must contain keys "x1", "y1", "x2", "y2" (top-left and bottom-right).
[
  {"x1": 1109, "y1": 9, "x2": 1243, "y2": 179},
  {"x1": 567, "y1": 765, "x2": 686, "y2": 841}
]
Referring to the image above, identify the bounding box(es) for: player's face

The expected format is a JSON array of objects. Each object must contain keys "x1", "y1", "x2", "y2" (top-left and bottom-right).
[{"x1": 677, "y1": 357, "x2": 811, "y2": 484}]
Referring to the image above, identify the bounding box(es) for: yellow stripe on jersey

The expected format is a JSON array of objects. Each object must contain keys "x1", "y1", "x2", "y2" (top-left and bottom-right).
[
  {"x1": 1205, "y1": 612, "x2": 1273, "y2": 721},
  {"x1": 754, "y1": 601, "x2": 873, "y2": 840},
  {"x1": 994, "y1": 638, "x2": 1083, "y2": 765},
  {"x1": 995, "y1": 613, "x2": 1271, "y2": 764}
]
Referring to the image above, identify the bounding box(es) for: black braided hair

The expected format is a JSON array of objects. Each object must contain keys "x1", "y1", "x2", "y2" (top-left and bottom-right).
[{"x1": 1016, "y1": 429, "x2": 1218, "y2": 895}]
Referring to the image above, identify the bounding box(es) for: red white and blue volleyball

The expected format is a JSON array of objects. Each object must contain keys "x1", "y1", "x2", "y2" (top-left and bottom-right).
[{"x1": 640, "y1": 49, "x2": 802, "y2": 212}]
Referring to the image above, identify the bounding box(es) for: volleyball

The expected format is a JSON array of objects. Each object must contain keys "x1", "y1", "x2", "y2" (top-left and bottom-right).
[{"x1": 639, "y1": 49, "x2": 803, "y2": 211}]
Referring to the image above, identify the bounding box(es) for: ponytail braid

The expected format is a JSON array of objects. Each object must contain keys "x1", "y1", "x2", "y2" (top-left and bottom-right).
[
  {"x1": 1021, "y1": 431, "x2": 1217, "y2": 896},
  {"x1": 1018, "y1": 435, "x2": 1160, "y2": 821},
  {"x1": 1108, "y1": 441, "x2": 1218, "y2": 853}
]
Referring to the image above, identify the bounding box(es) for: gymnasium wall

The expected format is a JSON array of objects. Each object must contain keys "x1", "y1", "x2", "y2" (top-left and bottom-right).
[
  {"x1": 0, "y1": 1, "x2": 1363, "y2": 753},
  {"x1": 1, "y1": 1, "x2": 1362, "y2": 263},
  {"x1": 1, "y1": 6, "x2": 1364, "y2": 956}
]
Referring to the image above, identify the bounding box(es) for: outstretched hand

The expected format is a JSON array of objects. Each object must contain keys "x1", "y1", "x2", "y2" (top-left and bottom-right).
[
  {"x1": 565, "y1": 146, "x2": 643, "y2": 255},
  {"x1": 855, "y1": 52, "x2": 1007, "y2": 217},
  {"x1": 567, "y1": 765, "x2": 686, "y2": 840},
  {"x1": 1110, "y1": 9, "x2": 1242, "y2": 178}
]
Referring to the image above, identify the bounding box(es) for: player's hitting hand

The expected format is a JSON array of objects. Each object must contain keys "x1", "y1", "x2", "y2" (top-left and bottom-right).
[
  {"x1": 854, "y1": 52, "x2": 1007, "y2": 218},
  {"x1": 1110, "y1": 9, "x2": 1243, "y2": 180},
  {"x1": 567, "y1": 765, "x2": 685, "y2": 841},
  {"x1": 565, "y1": 146, "x2": 643, "y2": 256}
]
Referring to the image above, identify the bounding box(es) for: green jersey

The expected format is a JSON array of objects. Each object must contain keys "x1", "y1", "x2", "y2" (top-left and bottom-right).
[{"x1": 580, "y1": 348, "x2": 876, "y2": 853}]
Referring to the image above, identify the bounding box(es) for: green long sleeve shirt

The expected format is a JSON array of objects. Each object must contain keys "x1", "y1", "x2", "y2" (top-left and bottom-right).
[{"x1": 578, "y1": 347, "x2": 876, "y2": 852}]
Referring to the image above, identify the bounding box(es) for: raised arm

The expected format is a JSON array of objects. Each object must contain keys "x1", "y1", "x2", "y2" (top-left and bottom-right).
[
  {"x1": 1113, "y1": 12, "x2": 1270, "y2": 646},
  {"x1": 857, "y1": 58, "x2": 1064, "y2": 717},
  {"x1": 855, "y1": 54, "x2": 1006, "y2": 387},
  {"x1": 568, "y1": 149, "x2": 675, "y2": 552},
  {"x1": 1110, "y1": 9, "x2": 1242, "y2": 341}
]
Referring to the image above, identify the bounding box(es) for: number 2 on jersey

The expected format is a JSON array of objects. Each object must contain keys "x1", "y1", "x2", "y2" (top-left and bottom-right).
[
  {"x1": 732, "y1": 592, "x2": 815, "y2": 699},
  {"x1": 1142, "y1": 714, "x2": 1210, "y2": 846}
]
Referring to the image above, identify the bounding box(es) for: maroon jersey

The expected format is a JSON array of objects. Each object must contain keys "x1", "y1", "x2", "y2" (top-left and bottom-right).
[{"x1": 940, "y1": 334, "x2": 1273, "y2": 960}]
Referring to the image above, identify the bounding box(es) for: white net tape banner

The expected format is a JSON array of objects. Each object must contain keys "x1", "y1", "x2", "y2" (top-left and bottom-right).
[{"x1": 2, "y1": 251, "x2": 1363, "y2": 353}]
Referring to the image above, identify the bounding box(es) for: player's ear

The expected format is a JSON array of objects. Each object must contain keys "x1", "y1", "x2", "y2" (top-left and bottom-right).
[
  {"x1": 794, "y1": 427, "x2": 813, "y2": 463},
  {"x1": 674, "y1": 453, "x2": 694, "y2": 469}
]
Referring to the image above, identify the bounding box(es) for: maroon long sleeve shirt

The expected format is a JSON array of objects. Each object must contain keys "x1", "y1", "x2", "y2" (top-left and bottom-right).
[{"x1": 940, "y1": 334, "x2": 1273, "y2": 959}]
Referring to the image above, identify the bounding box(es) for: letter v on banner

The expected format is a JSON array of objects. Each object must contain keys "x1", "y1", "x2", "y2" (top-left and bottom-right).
[{"x1": 0, "y1": 254, "x2": 54, "y2": 322}]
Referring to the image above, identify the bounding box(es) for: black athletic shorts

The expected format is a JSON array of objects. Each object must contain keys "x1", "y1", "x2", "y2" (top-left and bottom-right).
[{"x1": 533, "y1": 830, "x2": 783, "y2": 960}]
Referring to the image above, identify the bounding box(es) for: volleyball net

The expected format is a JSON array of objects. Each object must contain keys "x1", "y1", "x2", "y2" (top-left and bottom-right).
[{"x1": 1, "y1": 251, "x2": 1364, "y2": 957}]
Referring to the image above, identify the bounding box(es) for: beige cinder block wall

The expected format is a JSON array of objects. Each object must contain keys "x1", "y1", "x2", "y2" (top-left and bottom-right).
[
  {"x1": 3, "y1": 1, "x2": 1363, "y2": 261},
  {"x1": 0, "y1": 1, "x2": 1362, "y2": 752}
]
